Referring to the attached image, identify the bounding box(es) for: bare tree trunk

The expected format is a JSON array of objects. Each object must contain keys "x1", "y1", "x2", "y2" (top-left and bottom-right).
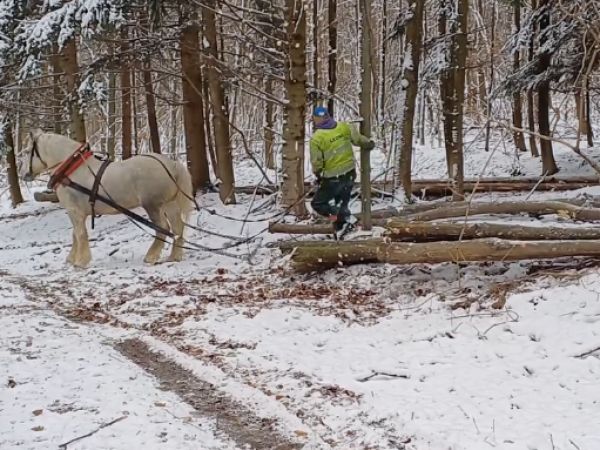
[
  {"x1": 577, "y1": 76, "x2": 594, "y2": 148},
  {"x1": 50, "y1": 45, "x2": 63, "y2": 134},
  {"x1": 359, "y1": 0, "x2": 374, "y2": 229},
  {"x1": 202, "y1": 69, "x2": 218, "y2": 178},
  {"x1": 512, "y1": 2, "x2": 527, "y2": 152},
  {"x1": 327, "y1": 0, "x2": 337, "y2": 114},
  {"x1": 120, "y1": 28, "x2": 132, "y2": 160},
  {"x1": 527, "y1": 90, "x2": 539, "y2": 157},
  {"x1": 264, "y1": 78, "x2": 275, "y2": 170},
  {"x1": 441, "y1": 0, "x2": 467, "y2": 200},
  {"x1": 107, "y1": 69, "x2": 116, "y2": 160},
  {"x1": 575, "y1": 88, "x2": 588, "y2": 138},
  {"x1": 169, "y1": 78, "x2": 178, "y2": 157},
  {"x1": 484, "y1": 0, "x2": 496, "y2": 153},
  {"x1": 313, "y1": 0, "x2": 319, "y2": 89},
  {"x1": 395, "y1": 0, "x2": 424, "y2": 201},
  {"x1": 586, "y1": 79, "x2": 594, "y2": 147},
  {"x1": 181, "y1": 19, "x2": 211, "y2": 192},
  {"x1": 527, "y1": 0, "x2": 539, "y2": 157},
  {"x1": 379, "y1": 0, "x2": 388, "y2": 155},
  {"x1": 203, "y1": 0, "x2": 236, "y2": 204},
  {"x1": 281, "y1": 0, "x2": 307, "y2": 215},
  {"x1": 142, "y1": 62, "x2": 161, "y2": 154},
  {"x1": 4, "y1": 120, "x2": 24, "y2": 207},
  {"x1": 59, "y1": 38, "x2": 86, "y2": 142},
  {"x1": 132, "y1": 69, "x2": 140, "y2": 155},
  {"x1": 537, "y1": 0, "x2": 558, "y2": 175}
]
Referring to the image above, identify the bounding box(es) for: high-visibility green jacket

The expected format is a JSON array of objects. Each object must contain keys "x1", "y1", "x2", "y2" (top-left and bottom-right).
[{"x1": 310, "y1": 122, "x2": 370, "y2": 178}]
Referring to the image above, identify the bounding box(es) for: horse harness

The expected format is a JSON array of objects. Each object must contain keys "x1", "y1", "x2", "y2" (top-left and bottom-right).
[
  {"x1": 29, "y1": 138, "x2": 273, "y2": 258},
  {"x1": 40, "y1": 141, "x2": 175, "y2": 238}
]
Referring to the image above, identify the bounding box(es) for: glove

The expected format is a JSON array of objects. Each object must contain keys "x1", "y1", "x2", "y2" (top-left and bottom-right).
[{"x1": 363, "y1": 140, "x2": 376, "y2": 151}]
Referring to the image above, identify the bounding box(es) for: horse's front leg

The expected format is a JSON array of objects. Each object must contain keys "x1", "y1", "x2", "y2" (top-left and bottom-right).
[
  {"x1": 67, "y1": 226, "x2": 78, "y2": 265},
  {"x1": 67, "y1": 211, "x2": 91, "y2": 268},
  {"x1": 143, "y1": 206, "x2": 169, "y2": 264}
]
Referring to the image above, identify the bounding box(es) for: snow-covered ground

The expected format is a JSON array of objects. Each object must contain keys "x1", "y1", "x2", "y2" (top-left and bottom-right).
[
  {"x1": 0, "y1": 282, "x2": 237, "y2": 450},
  {"x1": 2, "y1": 140, "x2": 600, "y2": 449}
]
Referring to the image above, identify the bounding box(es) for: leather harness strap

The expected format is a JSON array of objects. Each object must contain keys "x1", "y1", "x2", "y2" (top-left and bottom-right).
[
  {"x1": 46, "y1": 142, "x2": 112, "y2": 230},
  {"x1": 47, "y1": 143, "x2": 92, "y2": 190},
  {"x1": 89, "y1": 158, "x2": 112, "y2": 230}
]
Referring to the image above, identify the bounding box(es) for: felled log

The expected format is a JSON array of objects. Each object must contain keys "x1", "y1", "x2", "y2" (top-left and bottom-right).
[
  {"x1": 235, "y1": 176, "x2": 599, "y2": 197},
  {"x1": 399, "y1": 201, "x2": 600, "y2": 222},
  {"x1": 281, "y1": 238, "x2": 600, "y2": 272},
  {"x1": 409, "y1": 180, "x2": 595, "y2": 197},
  {"x1": 268, "y1": 207, "x2": 397, "y2": 234},
  {"x1": 386, "y1": 221, "x2": 600, "y2": 242},
  {"x1": 396, "y1": 196, "x2": 600, "y2": 216}
]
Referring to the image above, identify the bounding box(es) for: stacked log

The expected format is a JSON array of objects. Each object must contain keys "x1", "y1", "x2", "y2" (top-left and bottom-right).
[
  {"x1": 280, "y1": 238, "x2": 600, "y2": 273},
  {"x1": 234, "y1": 176, "x2": 599, "y2": 197},
  {"x1": 274, "y1": 198, "x2": 600, "y2": 272}
]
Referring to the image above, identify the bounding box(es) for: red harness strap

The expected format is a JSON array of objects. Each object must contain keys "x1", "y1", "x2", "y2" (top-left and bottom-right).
[{"x1": 48, "y1": 143, "x2": 93, "y2": 190}]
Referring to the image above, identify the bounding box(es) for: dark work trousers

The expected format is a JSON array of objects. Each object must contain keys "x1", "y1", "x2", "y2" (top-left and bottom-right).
[{"x1": 311, "y1": 170, "x2": 356, "y2": 228}]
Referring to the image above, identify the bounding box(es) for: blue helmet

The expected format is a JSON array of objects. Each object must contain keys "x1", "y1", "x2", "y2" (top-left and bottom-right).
[{"x1": 313, "y1": 106, "x2": 329, "y2": 117}]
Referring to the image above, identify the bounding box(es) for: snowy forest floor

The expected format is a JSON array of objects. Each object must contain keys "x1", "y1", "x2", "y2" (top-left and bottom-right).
[{"x1": 2, "y1": 137, "x2": 600, "y2": 449}]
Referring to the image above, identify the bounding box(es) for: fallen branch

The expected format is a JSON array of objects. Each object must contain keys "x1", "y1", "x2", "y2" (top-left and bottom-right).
[
  {"x1": 356, "y1": 371, "x2": 410, "y2": 382},
  {"x1": 281, "y1": 238, "x2": 600, "y2": 272},
  {"x1": 58, "y1": 415, "x2": 128, "y2": 449},
  {"x1": 574, "y1": 345, "x2": 600, "y2": 359}
]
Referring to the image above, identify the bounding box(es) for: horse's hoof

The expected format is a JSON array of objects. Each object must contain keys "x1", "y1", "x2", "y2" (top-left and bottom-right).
[
  {"x1": 167, "y1": 253, "x2": 183, "y2": 262},
  {"x1": 72, "y1": 260, "x2": 89, "y2": 269},
  {"x1": 144, "y1": 255, "x2": 160, "y2": 265}
]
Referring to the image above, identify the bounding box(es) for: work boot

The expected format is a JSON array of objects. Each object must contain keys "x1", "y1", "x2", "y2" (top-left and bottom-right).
[{"x1": 334, "y1": 220, "x2": 356, "y2": 240}]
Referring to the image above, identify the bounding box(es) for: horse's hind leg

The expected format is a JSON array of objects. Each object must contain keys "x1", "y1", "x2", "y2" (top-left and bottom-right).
[
  {"x1": 67, "y1": 210, "x2": 91, "y2": 268},
  {"x1": 143, "y1": 206, "x2": 169, "y2": 264},
  {"x1": 165, "y1": 202, "x2": 185, "y2": 262}
]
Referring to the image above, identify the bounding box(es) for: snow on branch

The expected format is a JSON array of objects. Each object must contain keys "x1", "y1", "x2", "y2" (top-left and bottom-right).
[{"x1": 13, "y1": 0, "x2": 123, "y2": 80}]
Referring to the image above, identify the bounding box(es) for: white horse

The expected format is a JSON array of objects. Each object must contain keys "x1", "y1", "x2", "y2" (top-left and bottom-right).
[{"x1": 21, "y1": 129, "x2": 194, "y2": 267}]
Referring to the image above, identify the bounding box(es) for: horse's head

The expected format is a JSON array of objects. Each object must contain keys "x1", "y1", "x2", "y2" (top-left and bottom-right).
[{"x1": 21, "y1": 128, "x2": 47, "y2": 182}]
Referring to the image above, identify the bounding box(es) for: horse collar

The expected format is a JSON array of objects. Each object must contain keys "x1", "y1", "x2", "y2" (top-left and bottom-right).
[{"x1": 47, "y1": 143, "x2": 93, "y2": 190}]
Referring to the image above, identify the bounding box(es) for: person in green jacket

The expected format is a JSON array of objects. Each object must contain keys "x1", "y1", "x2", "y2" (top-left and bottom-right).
[{"x1": 309, "y1": 106, "x2": 375, "y2": 235}]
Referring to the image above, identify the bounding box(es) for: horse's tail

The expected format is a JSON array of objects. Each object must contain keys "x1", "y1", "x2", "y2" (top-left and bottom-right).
[{"x1": 174, "y1": 162, "x2": 195, "y2": 220}]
